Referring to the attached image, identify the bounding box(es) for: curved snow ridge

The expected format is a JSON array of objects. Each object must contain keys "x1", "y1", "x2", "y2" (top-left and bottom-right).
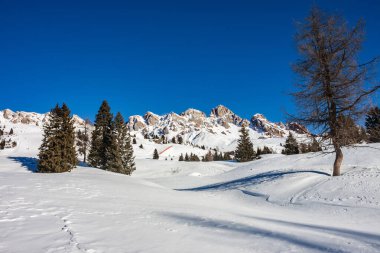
[{"x1": 175, "y1": 170, "x2": 330, "y2": 192}]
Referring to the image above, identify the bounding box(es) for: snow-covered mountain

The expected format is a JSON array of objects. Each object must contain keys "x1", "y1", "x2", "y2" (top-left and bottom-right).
[
  {"x1": 127, "y1": 105, "x2": 309, "y2": 151},
  {"x1": 0, "y1": 109, "x2": 86, "y2": 128},
  {"x1": 0, "y1": 106, "x2": 310, "y2": 152}
]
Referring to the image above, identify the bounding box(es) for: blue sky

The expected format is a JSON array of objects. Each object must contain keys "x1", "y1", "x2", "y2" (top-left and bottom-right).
[{"x1": 1, "y1": 0, "x2": 379, "y2": 122}]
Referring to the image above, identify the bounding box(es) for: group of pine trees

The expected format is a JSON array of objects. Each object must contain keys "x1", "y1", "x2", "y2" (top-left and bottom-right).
[
  {"x1": 0, "y1": 126, "x2": 17, "y2": 150},
  {"x1": 88, "y1": 101, "x2": 135, "y2": 175},
  {"x1": 282, "y1": 133, "x2": 322, "y2": 155},
  {"x1": 37, "y1": 101, "x2": 135, "y2": 175}
]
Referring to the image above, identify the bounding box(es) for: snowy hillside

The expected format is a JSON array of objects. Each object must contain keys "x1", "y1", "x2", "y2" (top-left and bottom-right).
[{"x1": 1, "y1": 108, "x2": 380, "y2": 252}]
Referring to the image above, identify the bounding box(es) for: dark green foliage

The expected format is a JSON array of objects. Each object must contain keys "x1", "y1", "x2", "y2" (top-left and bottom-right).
[
  {"x1": 38, "y1": 104, "x2": 77, "y2": 173},
  {"x1": 203, "y1": 150, "x2": 213, "y2": 162},
  {"x1": 105, "y1": 112, "x2": 136, "y2": 175},
  {"x1": 365, "y1": 106, "x2": 380, "y2": 143},
  {"x1": 171, "y1": 137, "x2": 176, "y2": 143},
  {"x1": 179, "y1": 153, "x2": 184, "y2": 161},
  {"x1": 153, "y1": 148, "x2": 159, "y2": 159},
  {"x1": 235, "y1": 126, "x2": 256, "y2": 162},
  {"x1": 309, "y1": 138, "x2": 322, "y2": 152},
  {"x1": 282, "y1": 133, "x2": 299, "y2": 155},
  {"x1": 132, "y1": 138, "x2": 137, "y2": 144},
  {"x1": 177, "y1": 136, "x2": 183, "y2": 144},
  {"x1": 88, "y1": 102, "x2": 135, "y2": 175},
  {"x1": 88, "y1": 101, "x2": 113, "y2": 168},
  {"x1": 0, "y1": 139, "x2": 5, "y2": 149},
  {"x1": 184, "y1": 153, "x2": 189, "y2": 161},
  {"x1": 139, "y1": 144, "x2": 144, "y2": 149},
  {"x1": 189, "y1": 153, "x2": 200, "y2": 161},
  {"x1": 76, "y1": 119, "x2": 90, "y2": 163},
  {"x1": 9, "y1": 128, "x2": 13, "y2": 135}
]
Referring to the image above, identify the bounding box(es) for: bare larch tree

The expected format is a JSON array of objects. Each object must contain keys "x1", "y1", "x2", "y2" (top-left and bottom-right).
[{"x1": 292, "y1": 8, "x2": 379, "y2": 176}]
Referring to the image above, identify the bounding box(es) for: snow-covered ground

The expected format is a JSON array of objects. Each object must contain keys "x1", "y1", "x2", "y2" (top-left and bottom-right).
[{"x1": 1, "y1": 121, "x2": 380, "y2": 252}]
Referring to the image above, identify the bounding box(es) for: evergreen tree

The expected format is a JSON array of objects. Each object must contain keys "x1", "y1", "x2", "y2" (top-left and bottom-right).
[
  {"x1": 132, "y1": 138, "x2": 137, "y2": 144},
  {"x1": 184, "y1": 153, "x2": 189, "y2": 161},
  {"x1": 177, "y1": 135, "x2": 183, "y2": 144},
  {"x1": 179, "y1": 153, "x2": 184, "y2": 161},
  {"x1": 365, "y1": 106, "x2": 380, "y2": 143},
  {"x1": 223, "y1": 152, "x2": 231, "y2": 160},
  {"x1": 153, "y1": 148, "x2": 159, "y2": 159},
  {"x1": 76, "y1": 119, "x2": 90, "y2": 163},
  {"x1": 282, "y1": 133, "x2": 300, "y2": 155},
  {"x1": 139, "y1": 144, "x2": 144, "y2": 149},
  {"x1": 38, "y1": 104, "x2": 77, "y2": 173},
  {"x1": 115, "y1": 113, "x2": 135, "y2": 175},
  {"x1": 309, "y1": 138, "x2": 322, "y2": 152},
  {"x1": 235, "y1": 126, "x2": 256, "y2": 162},
  {"x1": 0, "y1": 139, "x2": 5, "y2": 150},
  {"x1": 171, "y1": 137, "x2": 176, "y2": 143},
  {"x1": 9, "y1": 128, "x2": 14, "y2": 135},
  {"x1": 204, "y1": 150, "x2": 213, "y2": 162},
  {"x1": 88, "y1": 101, "x2": 113, "y2": 169}
]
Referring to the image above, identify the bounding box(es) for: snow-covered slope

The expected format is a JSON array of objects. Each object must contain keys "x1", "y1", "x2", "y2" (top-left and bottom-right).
[{"x1": 1, "y1": 109, "x2": 380, "y2": 253}]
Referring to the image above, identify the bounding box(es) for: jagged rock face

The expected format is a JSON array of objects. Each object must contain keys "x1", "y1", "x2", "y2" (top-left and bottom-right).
[
  {"x1": 128, "y1": 116, "x2": 146, "y2": 131},
  {"x1": 251, "y1": 114, "x2": 287, "y2": 137},
  {"x1": 181, "y1": 109, "x2": 206, "y2": 127},
  {"x1": 287, "y1": 122, "x2": 309, "y2": 135},
  {"x1": 144, "y1": 112, "x2": 159, "y2": 125},
  {"x1": 210, "y1": 105, "x2": 244, "y2": 126}
]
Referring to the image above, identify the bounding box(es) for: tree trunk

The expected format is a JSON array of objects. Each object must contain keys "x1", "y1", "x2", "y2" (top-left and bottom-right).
[{"x1": 333, "y1": 146, "x2": 343, "y2": 176}]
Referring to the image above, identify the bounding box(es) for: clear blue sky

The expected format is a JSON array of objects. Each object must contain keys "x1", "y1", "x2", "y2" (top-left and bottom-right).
[{"x1": 1, "y1": 0, "x2": 379, "y2": 122}]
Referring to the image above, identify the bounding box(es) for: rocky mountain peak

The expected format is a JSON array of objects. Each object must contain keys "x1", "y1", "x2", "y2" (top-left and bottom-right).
[
  {"x1": 210, "y1": 105, "x2": 233, "y2": 118},
  {"x1": 143, "y1": 111, "x2": 160, "y2": 125}
]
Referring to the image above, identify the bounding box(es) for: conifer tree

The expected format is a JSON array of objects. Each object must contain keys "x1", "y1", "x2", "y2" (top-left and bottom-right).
[
  {"x1": 235, "y1": 126, "x2": 256, "y2": 162},
  {"x1": 132, "y1": 138, "x2": 137, "y2": 144},
  {"x1": 9, "y1": 128, "x2": 13, "y2": 135},
  {"x1": 77, "y1": 119, "x2": 90, "y2": 163},
  {"x1": 153, "y1": 148, "x2": 159, "y2": 159},
  {"x1": 88, "y1": 101, "x2": 113, "y2": 169},
  {"x1": 179, "y1": 153, "x2": 184, "y2": 161},
  {"x1": 38, "y1": 104, "x2": 77, "y2": 173},
  {"x1": 282, "y1": 133, "x2": 300, "y2": 155},
  {"x1": 115, "y1": 112, "x2": 135, "y2": 174},
  {"x1": 184, "y1": 153, "x2": 189, "y2": 161},
  {"x1": 365, "y1": 106, "x2": 380, "y2": 143}
]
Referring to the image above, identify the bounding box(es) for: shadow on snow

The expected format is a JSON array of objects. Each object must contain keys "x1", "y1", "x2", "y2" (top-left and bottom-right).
[
  {"x1": 160, "y1": 212, "x2": 380, "y2": 253},
  {"x1": 176, "y1": 170, "x2": 330, "y2": 191},
  {"x1": 8, "y1": 156, "x2": 38, "y2": 172}
]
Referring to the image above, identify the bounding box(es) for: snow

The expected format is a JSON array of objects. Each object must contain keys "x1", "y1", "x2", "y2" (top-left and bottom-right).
[{"x1": 1, "y1": 112, "x2": 380, "y2": 252}]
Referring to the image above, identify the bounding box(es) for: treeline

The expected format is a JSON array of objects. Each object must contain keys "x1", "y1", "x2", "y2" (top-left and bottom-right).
[
  {"x1": 37, "y1": 101, "x2": 135, "y2": 175},
  {"x1": 281, "y1": 107, "x2": 380, "y2": 155},
  {"x1": 0, "y1": 126, "x2": 16, "y2": 150}
]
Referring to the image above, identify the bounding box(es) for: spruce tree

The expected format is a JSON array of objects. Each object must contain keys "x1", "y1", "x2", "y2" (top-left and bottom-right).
[
  {"x1": 38, "y1": 104, "x2": 77, "y2": 173},
  {"x1": 88, "y1": 100, "x2": 113, "y2": 169},
  {"x1": 365, "y1": 106, "x2": 380, "y2": 143},
  {"x1": 77, "y1": 119, "x2": 90, "y2": 163},
  {"x1": 282, "y1": 133, "x2": 300, "y2": 155},
  {"x1": 153, "y1": 148, "x2": 159, "y2": 159},
  {"x1": 115, "y1": 112, "x2": 135, "y2": 175},
  {"x1": 235, "y1": 126, "x2": 256, "y2": 162},
  {"x1": 179, "y1": 153, "x2": 184, "y2": 161}
]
